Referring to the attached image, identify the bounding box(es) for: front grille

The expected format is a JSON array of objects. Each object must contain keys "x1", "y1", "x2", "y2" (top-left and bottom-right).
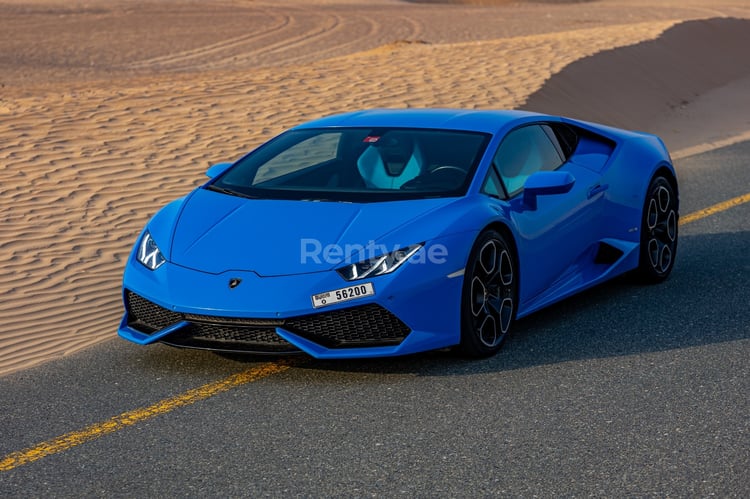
[
  {"x1": 163, "y1": 323, "x2": 296, "y2": 353},
  {"x1": 284, "y1": 303, "x2": 410, "y2": 348},
  {"x1": 183, "y1": 313, "x2": 283, "y2": 326},
  {"x1": 126, "y1": 291, "x2": 182, "y2": 333},
  {"x1": 185, "y1": 324, "x2": 284, "y2": 343},
  {"x1": 124, "y1": 290, "x2": 411, "y2": 351}
]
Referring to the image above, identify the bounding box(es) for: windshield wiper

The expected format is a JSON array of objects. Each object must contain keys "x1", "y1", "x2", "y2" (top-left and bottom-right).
[{"x1": 206, "y1": 185, "x2": 257, "y2": 199}]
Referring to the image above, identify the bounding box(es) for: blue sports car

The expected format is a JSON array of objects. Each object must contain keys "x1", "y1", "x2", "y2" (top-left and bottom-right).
[{"x1": 119, "y1": 109, "x2": 678, "y2": 358}]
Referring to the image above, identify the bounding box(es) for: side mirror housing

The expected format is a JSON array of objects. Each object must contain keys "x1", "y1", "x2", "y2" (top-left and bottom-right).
[
  {"x1": 206, "y1": 162, "x2": 233, "y2": 178},
  {"x1": 522, "y1": 171, "x2": 575, "y2": 210}
]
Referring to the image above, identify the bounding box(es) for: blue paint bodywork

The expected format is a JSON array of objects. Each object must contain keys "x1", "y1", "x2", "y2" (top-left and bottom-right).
[{"x1": 119, "y1": 109, "x2": 676, "y2": 358}]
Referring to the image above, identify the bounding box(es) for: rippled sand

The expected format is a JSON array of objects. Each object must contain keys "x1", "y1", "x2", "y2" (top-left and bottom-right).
[{"x1": 1, "y1": 0, "x2": 749, "y2": 375}]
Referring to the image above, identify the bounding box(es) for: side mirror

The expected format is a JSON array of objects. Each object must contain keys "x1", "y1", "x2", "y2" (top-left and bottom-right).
[
  {"x1": 206, "y1": 162, "x2": 233, "y2": 178},
  {"x1": 522, "y1": 171, "x2": 575, "y2": 210}
]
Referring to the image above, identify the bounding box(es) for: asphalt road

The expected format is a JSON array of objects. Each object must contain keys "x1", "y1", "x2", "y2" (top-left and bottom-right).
[{"x1": 1, "y1": 142, "x2": 748, "y2": 497}]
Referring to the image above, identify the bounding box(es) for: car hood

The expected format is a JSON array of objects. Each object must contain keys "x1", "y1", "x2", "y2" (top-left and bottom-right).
[{"x1": 169, "y1": 188, "x2": 458, "y2": 276}]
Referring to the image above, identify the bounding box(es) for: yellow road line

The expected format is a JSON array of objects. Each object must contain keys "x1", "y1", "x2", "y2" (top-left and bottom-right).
[
  {"x1": 0, "y1": 361, "x2": 294, "y2": 472},
  {"x1": 680, "y1": 192, "x2": 750, "y2": 225}
]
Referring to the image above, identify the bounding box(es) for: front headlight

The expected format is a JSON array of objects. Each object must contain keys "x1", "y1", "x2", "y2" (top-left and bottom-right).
[
  {"x1": 137, "y1": 230, "x2": 166, "y2": 270},
  {"x1": 336, "y1": 244, "x2": 422, "y2": 281}
]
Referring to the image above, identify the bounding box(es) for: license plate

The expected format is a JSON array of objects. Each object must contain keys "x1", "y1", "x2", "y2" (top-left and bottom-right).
[{"x1": 311, "y1": 282, "x2": 375, "y2": 309}]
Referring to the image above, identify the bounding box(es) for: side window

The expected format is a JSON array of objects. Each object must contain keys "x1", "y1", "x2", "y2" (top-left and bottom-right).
[
  {"x1": 481, "y1": 165, "x2": 506, "y2": 199},
  {"x1": 546, "y1": 123, "x2": 579, "y2": 160},
  {"x1": 493, "y1": 125, "x2": 564, "y2": 197},
  {"x1": 253, "y1": 133, "x2": 340, "y2": 184}
]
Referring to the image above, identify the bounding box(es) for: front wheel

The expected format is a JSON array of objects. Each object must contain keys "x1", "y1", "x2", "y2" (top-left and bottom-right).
[
  {"x1": 458, "y1": 230, "x2": 518, "y2": 358},
  {"x1": 637, "y1": 175, "x2": 678, "y2": 283}
]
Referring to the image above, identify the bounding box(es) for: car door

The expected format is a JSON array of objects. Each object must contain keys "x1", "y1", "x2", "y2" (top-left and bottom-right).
[{"x1": 488, "y1": 124, "x2": 606, "y2": 308}]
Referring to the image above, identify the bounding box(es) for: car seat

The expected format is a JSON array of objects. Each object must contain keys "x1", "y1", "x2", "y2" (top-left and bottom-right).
[{"x1": 357, "y1": 134, "x2": 423, "y2": 189}]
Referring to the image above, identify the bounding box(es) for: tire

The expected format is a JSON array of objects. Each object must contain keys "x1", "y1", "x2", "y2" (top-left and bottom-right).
[
  {"x1": 637, "y1": 175, "x2": 678, "y2": 283},
  {"x1": 458, "y1": 230, "x2": 518, "y2": 357}
]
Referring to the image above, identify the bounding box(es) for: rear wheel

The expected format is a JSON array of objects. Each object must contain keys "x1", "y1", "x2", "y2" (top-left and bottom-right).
[
  {"x1": 459, "y1": 230, "x2": 518, "y2": 357},
  {"x1": 637, "y1": 175, "x2": 678, "y2": 283}
]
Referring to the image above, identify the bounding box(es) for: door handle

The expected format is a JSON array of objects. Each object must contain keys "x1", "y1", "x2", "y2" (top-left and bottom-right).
[{"x1": 587, "y1": 183, "x2": 609, "y2": 199}]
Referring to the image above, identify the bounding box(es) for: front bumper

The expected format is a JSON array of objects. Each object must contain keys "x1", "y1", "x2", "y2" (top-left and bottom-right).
[
  {"x1": 121, "y1": 290, "x2": 411, "y2": 355},
  {"x1": 118, "y1": 237, "x2": 471, "y2": 359}
]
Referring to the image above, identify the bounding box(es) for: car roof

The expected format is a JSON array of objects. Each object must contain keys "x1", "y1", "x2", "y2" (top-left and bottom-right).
[{"x1": 294, "y1": 108, "x2": 546, "y2": 134}]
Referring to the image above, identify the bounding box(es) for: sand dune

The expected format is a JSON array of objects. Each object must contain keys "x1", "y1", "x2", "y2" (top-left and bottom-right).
[
  {"x1": 0, "y1": 0, "x2": 749, "y2": 375},
  {"x1": 522, "y1": 18, "x2": 750, "y2": 144},
  {"x1": 2, "y1": 0, "x2": 741, "y2": 92}
]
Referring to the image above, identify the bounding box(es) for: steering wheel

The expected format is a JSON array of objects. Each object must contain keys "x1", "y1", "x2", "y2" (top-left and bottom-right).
[
  {"x1": 400, "y1": 165, "x2": 467, "y2": 190},
  {"x1": 429, "y1": 165, "x2": 465, "y2": 175}
]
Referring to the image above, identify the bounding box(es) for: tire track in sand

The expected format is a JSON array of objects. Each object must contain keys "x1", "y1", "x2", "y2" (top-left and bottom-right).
[{"x1": 127, "y1": 7, "x2": 291, "y2": 70}]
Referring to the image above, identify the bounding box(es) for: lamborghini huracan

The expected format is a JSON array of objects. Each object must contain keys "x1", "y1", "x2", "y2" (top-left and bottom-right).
[{"x1": 118, "y1": 109, "x2": 678, "y2": 358}]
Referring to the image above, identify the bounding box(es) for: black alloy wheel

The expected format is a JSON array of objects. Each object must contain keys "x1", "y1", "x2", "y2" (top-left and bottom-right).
[
  {"x1": 638, "y1": 175, "x2": 678, "y2": 283},
  {"x1": 459, "y1": 230, "x2": 518, "y2": 357}
]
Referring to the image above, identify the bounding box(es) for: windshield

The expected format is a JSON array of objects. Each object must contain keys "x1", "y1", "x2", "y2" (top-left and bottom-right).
[{"x1": 210, "y1": 127, "x2": 490, "y2": 202}]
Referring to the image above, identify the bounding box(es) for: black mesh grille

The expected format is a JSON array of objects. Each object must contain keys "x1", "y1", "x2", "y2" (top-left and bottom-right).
[
  {"x1": 185, "y1": 324, "x2": 283, "y2": 343},
  {"x1": 284, "y1": 303, "x2": 410, "y2": 348},
  {"x1": 163, "y1": 323, "x2": 296, "y2": 353},
  {"x1": 126, "y1": 291, "x2": 182, "y2": 333},
  {"x1": 183, "y1": 314, "x2": 283, "y2": 326},
  {"x1": 124, "y1": 291, "x2": 410, "y2": 351}
]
